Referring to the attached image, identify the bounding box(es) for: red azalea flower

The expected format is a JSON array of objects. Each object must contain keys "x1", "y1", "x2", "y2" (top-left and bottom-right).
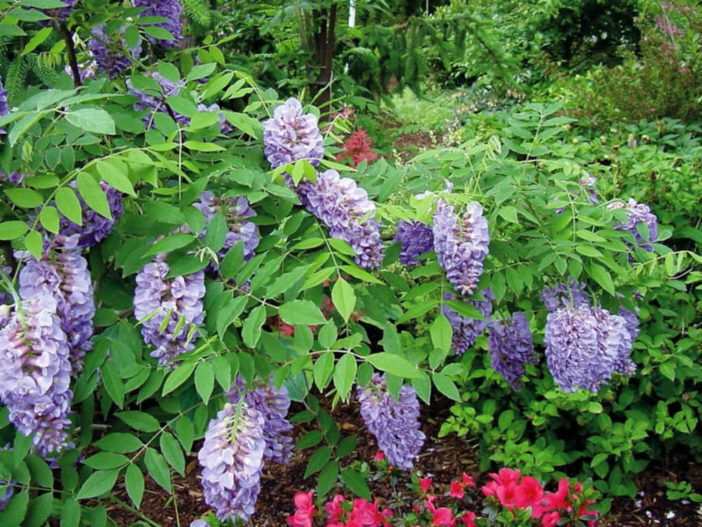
[
  {"x1": 287, "y1": 491, "x2": 316, "y2": 527},
  {"x1": 541, "y1": 511, "x2": 561, "y2": 527},
  {"x1": 425, "y1": 500, "x2": 456, "y2": 527},
  {"x1": 491, "y1": 468, "x2": 522, "y2": 487},
  {"x1": 461, "y1": 473, "x2": 476, "y2": 488},
  {"x1": 419, "y1": 477, "x2": 433, "y2": 493},
  {"x1": 543, "y1": 478, "x2": 570, "y2": 511},
  {"x1": 495, "y1": 482, "x2": 518, "y2": 510},
  {"x1": 374, "y1": 452, "x2": 386, "y2": 462},
  {"x1": 460, "y1": 511, "x2": 477, "y2": 527},
  {"x1": 324, "y1": 495, "x2": 345, "y2": 522},
  {"x1": 450, "y1": 480, "x2": 465, "y2": 499},
  {"x1": 481, "y1": 480, "x2": 499, "y2": 498},
  {"x1": 514, "y1": 476, "x2": 545, "y2": 516}
]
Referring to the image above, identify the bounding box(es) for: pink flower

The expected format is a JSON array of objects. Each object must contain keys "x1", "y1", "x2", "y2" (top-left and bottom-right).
[
  {"x1": 514, "y1": 476, "x2": 544, "y2": 517},
  {"x1": 419, "y1": 477, "x2": 433, "y2": 493},
  {"x1": 449, "y1": 480, "x2": 465, "y2": 499},
  {"x1": 541, "y1": 511, "x2": 561, "y2": 527},
  {"x1": 324, "y1": 495, "x2": 345, "y2": 522},
  {"x1": 425, "y1": 500, "x2": 456, "y2": 527},
  {"x1": 543, "y1": 478, "x2": 570, "y2": 512},
  {"x1": 461, "y1": 473, "x2": 476, "y2": 488},
  {"x1": 495, "y1": 482, "x2": 518, "y2": 510},
  {"x1": 287, "y1": 491, "x2": 316, "y2": 527},
  {"x1": 460, "y1": 511, "x2": 477, "y2": 527},
  {"x1": 374, "y1": 452, "x2": 386, "y2": 462}
]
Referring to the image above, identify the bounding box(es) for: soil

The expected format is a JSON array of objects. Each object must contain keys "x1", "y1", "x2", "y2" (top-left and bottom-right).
[{"x1": 107, "y1": 396, "x2": 702, "y2": 527}]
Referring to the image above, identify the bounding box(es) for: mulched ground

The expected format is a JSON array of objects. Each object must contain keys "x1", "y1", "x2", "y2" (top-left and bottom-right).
[{"x1": 108, "y1": 395, "x2": 702, "y2": 526}]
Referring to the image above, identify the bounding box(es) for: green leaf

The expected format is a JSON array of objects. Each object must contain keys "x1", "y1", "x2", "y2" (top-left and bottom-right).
[
  {"x1": 5, "y1": 188, "x2": 43, "y2": 208},
  {"x1": 0, "y1": 24, "x2": 27, "y2": 37},
  {"x1": 279, "y1": 300, "x2": 327, "y2": 326},
  {"x1": 160, "y1": 432, "x2": 185, "y2": 476},
  {"x1": 38, "y1": 205, "x2": 60, "y2": 234},
  {"x1": 162, "y1": 361, "x2": 196, "y2": 395},
  {"x1": 331, "y1": 278, "x2": 356, "y2": 322},
  {"x1": 24, "y1": 230, "x2": 43, "y2": 260},
  {"x1": 96, "y1": 160, "x2": 136, "y2": 197},
  {"x1": 188, "y1": 112, "x2": 220, "y2": 131},
  {"x1": 498, "y1": 205, "x2": 519, "y2": 223},
  {"x1": 265, "y1": 266, "x2": 309, "y2": 298},
  {"x1": 242, "y1": 305, "x2": 266, "y2": 348},
  {"x1": 304, "y1": 446, "x2": 331, "y2": 478},
  {"x1": 0, "y1": 221, "x2": 28, "y2": 240},
  {"x1": 333, "y1": 353, "x2": 356, "y2": 400},
  {"x1": 183, "y1": 140, "x2": 225, "y2": 152},
  {"x1": 430, "y1": 314, "x2": 452, "y2": 354},
  {"x1": 125, "y1": 464, "x2": 145, "y2": 509},
  {"x1": 23, "y1": 492, "x2": 52, "y2": 527},
  {"x1": 317, "y1": 460, "x2": 339, "y2": 496},
  {"x1": 296, "y1": 430, "x2": 323, "y2": 449},
  {"x1": 314, "y1": 353, "x2": 335, "y2": 391},
  {"x1": 144, "y1": 233, "x2": 196, "y2": 257},
  {"x1": 76, "y1": 172, "x2": 112, "y2": 220},
  {"x1": 144, "y1": 448, "x2": 171, "y2": 492},
  {"x1": 21, "y1": 26, "x2": 52, "y2": 56},
  {"x1": 318, "y1": 321, "x2": 337, "y2": 349},
  {"x1": 174, "y1": 416, "x2": 195, "y2": 453},
  {"x1": 60, "y1": 497, "x2": 81, "y2": 527},
  {"x1": 116, "y1": 411, "x2": 160, "y2": 433},
  {"x1": 222, "y1": 111, "x2": 263, "y2": 139},
  {"x1": 94, "y1": 433, "x2": 143, "y2": 453},
  {"x1": 77, "y1": 469, "x2": 120, "y2": 500},
  {"x1": 204, "y1": 211, "x2": 227, "y2": 252},
  {"x1": 186, "y1": 62, "x2": 216, "y2": 81},
  {"x1": 55, "y1": 187, "x2": 83, "y2": 226},
  {"x1": 194, "y1": 362, "x2": 214, "y2": 403},
  {"x1": 340, "y1": 468, "x2": 371, "y2": 500},
  {"x1": 589, "y1": 262, "x2": 615, "y2": 296},
  {"x1": 0, "y1": 490, "x2": 28, "y2": 524},
  {"x1": 432, "y1": 373, "x2": 461, "y2": 401},
  {"x1": 83, "y1": 453, "x2": 129, "y2": 470},
  {"x1": 65, "y1": 108, "x2": 115, "y2": 135},
  {"x1": 366, "y1": 353, "x2": 421, "y2": 379}
]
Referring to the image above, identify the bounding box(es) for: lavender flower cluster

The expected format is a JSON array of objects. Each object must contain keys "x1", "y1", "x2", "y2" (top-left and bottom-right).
[
  {"x1": 433, "y1": 199, "x2": 490, "y2": 295},
  {"x1": 356, "y1": 373, "x2": 425, "y2": 470},
  {"x1": 133, "y1": 0, "x2": 182, "y2": 48},
  {"x1": 607, "y1": 198, "x2": 659, "y2": 253},
  {"x1": 262, "y1": 98, "x2": 324, "y2": 169},
  {"x1": 395, "y1": 220, "x2": 434, "y2": 266},
  {"x1": 133, "y1": 254, "x2": 205, "y2": 367},
  {"x1": 127, "y1": 72, "x2": 189, "y2": 126},
  {"x1": 0, "y1": 75, "x2": 7, "y2": 134},
  {"x1": 541, "y1": 278, "x2": 590, "y2": 312},
  {"x1": 441, "y1": 290, "x2": 493, "y2": 355},
  {"x1": 198, "y1": 402, "x2": 266, "y2": 522},
  {"x1": 89, "y1": 25, "x2": 142, "y2": 79},
  {"x1": 58, "y1": 181, "x2": 123, "y2": 248},
  {"x1": 488, "y1": 312, "x2": 535, "y2": 389},
  {"x1": 302, "y1": 169, "x2": 384, "y2": 268},
  {"x1": 193, "y1": 191, "x2": 259, "y2": 263},
  {"x1": 198, "y1": 377, "x2": 293, "y2": 521}
]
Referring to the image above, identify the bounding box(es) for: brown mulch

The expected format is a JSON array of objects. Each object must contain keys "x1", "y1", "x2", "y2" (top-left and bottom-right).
[
  {"x1": 107, "y1": 395, "x2": 702, "y2": 526},
  {"x1": 393, "y1": 130, "x2": 439, "y2": 162}
]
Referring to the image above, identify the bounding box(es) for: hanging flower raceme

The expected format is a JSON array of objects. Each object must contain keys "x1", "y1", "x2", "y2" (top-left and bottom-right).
[
  {"x1": 89, "y1": 25, "x2": 142, "y2": 79},
  {"x1": 198, "y1": 401, "x2": 266, "y2": 522},
  {"x1": 0, "y1": 75, "x2": 8, "y2": 134},
  {"x1": 356, "y1": 373, "x2": 425, "y2": 470},
  {"x1": 226, "y1": 376, "x2": 294, "y2": 465},
  {"x1": 607, "y1": 198, "x2": 658, "y2": 253},
  {"x1": 193, "y1": 191, "x2": 259, "y2": 263},
  {"x1": 433, "y1": 199, "x2": 490, "y2": 295},
  {"x1": 18, "y1": 235, "x2": 95, "y2": 372},
  {"x1": 132, "y1": 0, "x2": 182, "y2": 48},
  {"x1": 488, "y1": 312, "x2": 535, "y2": 389},
  {"x1": 541, "y1": 278, "x2": 590, "y2": 312},
  {"x1": 544, "y1": 306, "x2": 635, "y2": 393},
  {"x1": 263, "y1": 98, "x2": 324, "y2": 169},
  {"x1": 302, "y1": 169, "x2": 384, "y2": 269},
  {"x1": 0, "y1": 295, "x2": 73, "y2": 457},
  {"x1": 441, "y1": 290, "x2": 493, "y2": 355},
  {"x1": 133, "y1": 254, "x2": 205, "y2": 367},
  {"x1": 127, "y1": 72, "x2": 189, "y2": 126},
  {"x1": 395, "y1": 220, "x2": 434, "y2": 267},
  {"x1": 58, "y1": 181, "x2": 123, "y2": 248}
]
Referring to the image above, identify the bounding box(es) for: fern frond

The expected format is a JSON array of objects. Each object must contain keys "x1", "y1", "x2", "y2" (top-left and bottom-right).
[
  {"x1": 182, "y1": 0, "x2": 212, "y2": 27},
  {"x1": 5, "y1": 57, "x2": 30, "y2": 101}
]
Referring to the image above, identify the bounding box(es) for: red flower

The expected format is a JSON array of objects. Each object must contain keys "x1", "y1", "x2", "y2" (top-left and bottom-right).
[
  {"x1": 543, "y1": 478, "x2": 570, "y2": 512},
  {"x1": 425, "y1": 500, "x2": 456, "y2": 527},
  {"x1": 287, "y1": 491, "x2": 316, "y2": 527},
  {"x1": 374, "y1": 452, "x2": 386, "y2": 462},
  {"x1": 461, "y1": 473, "x2": 476, "y2": 488},
  {"x1": 495, "y1": 482, "x2": 518, "y2": 510},
  {"x1": 336, "y1": 129, "x2": 379, "y2": 168},
  {"x1": 460, "y1": 511, "x2": 477, "y2": 527},
  {"x1": 449, "y1": 480, "x2": 465, "y2": 499},
  {"x1": 514, "y1": 476, "x2": 545, "y2": 517},
  {"x1": 491, "y1": 468, "x2": 522, "y2": 486},
  {"x1": 324, "y1": 495, "x2": 345, "y2": 522},
  {"x1": 541, "y1": 511, "x2": 561, "y2": 527},
  {"x1": 419, "y1": 477, "x2": 433, "y2": 493}
]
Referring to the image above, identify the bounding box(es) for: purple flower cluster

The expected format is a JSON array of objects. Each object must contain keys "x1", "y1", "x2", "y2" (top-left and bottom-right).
[
  {"x1": 0, "y1": 295, "x2": 73, "y2": 457},
  {"x1": 263, "y1": 98, "x2": 324, "y2": 169},
  {"x1": 193, "y1": 191, "x2": 259, "y2": 262},
  {"x1": 89, "y1": 25, "x2": 142, "y2": 79},
  {"x1": 356, "y1": 373, "x2": 425, "y2": 470},
  {"x1": 395, "y1": 220, "x2": 434, "y2": 266},
  {"x1": 18, "y1": 235, "x2": 95, "y2": 372},
  {"x1": 607, "y1": 199, "x2": 658, "y2": 253},
  {"x1": 127, "y1": 72, "x2": 189, "y2": 126},
  {"x1": 42, "y1": 0, "x2": 76, "y2": 22},
  {"x1": 488, "y1": 312, "x2": 535, "y2": 389},
  {"x1": 58, "y1": 181, "x2": 123, "y2": 248},
  {"x1": 198, "y1": 402, "x2": 265, "y2": 522},
  {"x1": 197, "y1": 103, "x2": 233, "y2": 135},
  {"x1": 226, "y1": 376, "x2": 293, "y2": 465},
  {"x1": 302, "y1": 169, "x2": 384, "y2": 269},
  {"x1": 133, "y1": 255, "x2": 205, "y2": 367},
  {"x1": 64, "y1": 61, "x2": 96, "y2": 83},
  {"x1": 0, "y1": 172, "x2": 24, "y2": 184},
  {"x1": 0, "y1": 75, "x2": 8, "y2": 134},
  {"x1": 541, "y1": 278, "x2": 590, "y2": 312},
  {"x1": 441, "y1": 290, "x2": 493, "y2": 355},
  {"x1": 433, "y1": 199, "x2": 490, "y2": 296},
  {"x1": 544, "y1": 306, "x2": 635, "y2": 393},
  {"x1": 133, "y1": 0, "x2": 182, "y2": 48}
]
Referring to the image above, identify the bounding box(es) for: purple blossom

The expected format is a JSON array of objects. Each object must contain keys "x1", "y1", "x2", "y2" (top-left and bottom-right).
[
  {"x1": 226, "y1": 376, "x2": 293, "y2": 465},
  {"x1": 58, "y1": 181, "x2": 123, "y2": 248},
  {"x1": 541, "y1": 279, "x2": 590, "y2": 312},
  {"x1": 0, "y1": 479, "x2": 13, "y2": 511},
  {"x1": 89, "y1": 24, "x2": 142, "y2": 79},
  {"x1": 0, "y1": 75, "x2": 7, "y2": 134},
  {"x1": 197, "y1": 103, "x2": 233, "y2": 135},
  {"x1": 394, "y1": 220, "x2": 434, "y2": 266},
  {"x1": 0, "y1": 172, "x2": 24, "y2": 184},
  {"x1": 133, "y1": 0, "x2": 182, "y2": 48},
  {"x1": 0, "y1": 296, "x2": 73, "y2": 457},
  {"x1": 263, "y1": 98, "x2": 324, "y2": 169},
  {"x1": 64, "y1": 61, "x2": 96, "y2": 83},
  {"x1": 441, "y1": 290, "x2": 493, "y2": 355},
  {"x1": 133, "y1": 255, "x2": 205, "y2": 367},
  {"x1": 433, "y1": 199, "x2": 490, "y2": 296},
  {"x1": 356, "y1": 373, "x2": 425, "y2": 470},
  {"x1": 488, "y1": 312, "x2": 535, "y2": 389},
  {"x1": 607, "y1": 199, "x2": 658, "y2": 253},
  {"x1": 18, "y1": 236, "x2": 95, "y2": 373},
  {"x1": 544, "y1": 306, "x2": 635, "y2": 393},
  {"x1": 619, "y1": 306, "x2": 639, "y2": 342},
  {"x1": 198, "y1": 402, "x2": 265, "y2": 522},
  {"x1": 42, "y1": 0, "x2": 76, "y2": 22},
  {"x1": 193, "y1": 191, "x2": 259, "y2": 262},
  {"x1": 301, "y1": 169, "x2": 384, "y2": 269},
  {"x1": 127, "y1": 72, "x2": 189, "y2": 126}
]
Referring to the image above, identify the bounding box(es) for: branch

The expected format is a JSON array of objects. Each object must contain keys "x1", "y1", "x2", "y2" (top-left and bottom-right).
[{"x1": 58, "y1": 22, "x2": 82, "y2": 87}]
